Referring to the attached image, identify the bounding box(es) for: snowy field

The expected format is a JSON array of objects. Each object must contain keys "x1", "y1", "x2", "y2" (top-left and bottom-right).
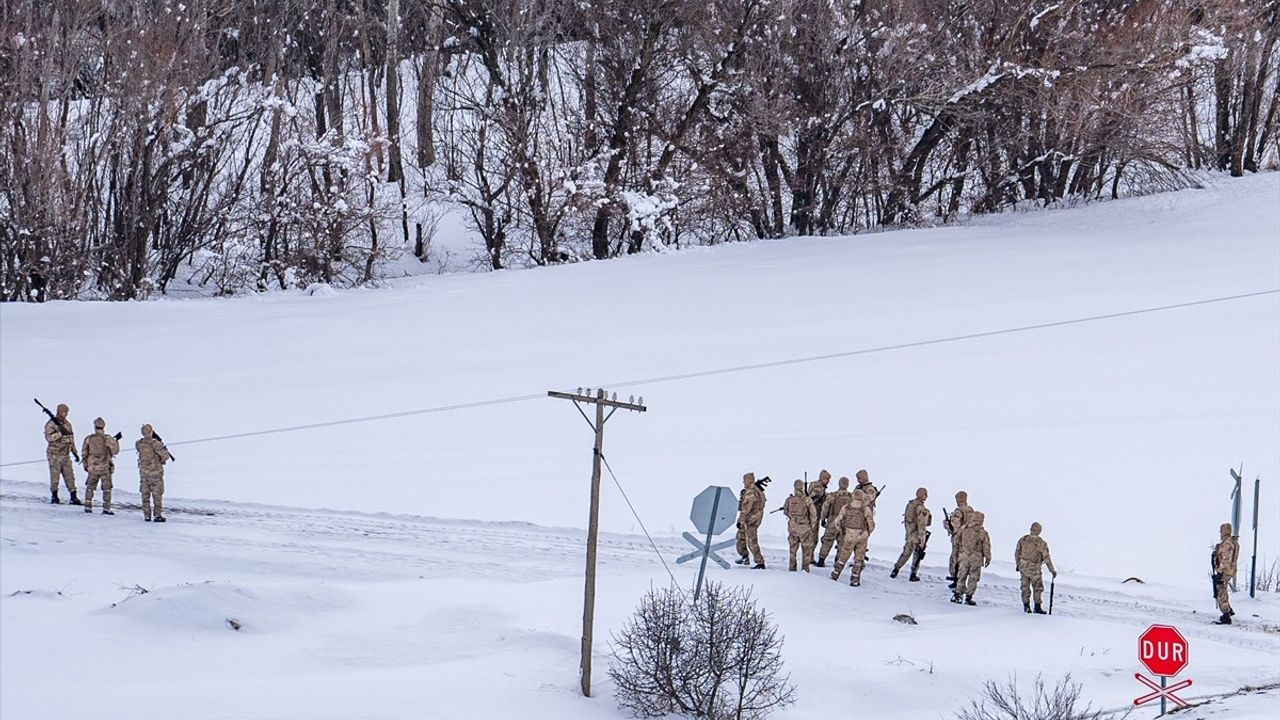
[{"x1": 2, "y1": 172, "x2": 1279, "y2": 719}]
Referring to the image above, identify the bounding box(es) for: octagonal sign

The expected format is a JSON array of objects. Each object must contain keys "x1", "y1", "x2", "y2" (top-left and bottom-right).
[
  {"x1": 690, "y1": 486, "x2": 738, "y2": 536},
  {"x1": 1138, "y1": 624, "x2": 1188, "y2": 678}
]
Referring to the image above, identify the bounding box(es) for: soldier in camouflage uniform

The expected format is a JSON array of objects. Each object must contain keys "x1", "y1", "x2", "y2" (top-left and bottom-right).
[
  {"x1": 784, "y1": 479, "x2": 818, "y2": 572},
  {"x1": 830, "y1": 489, "x2": 874, "y2": 586},
  {"x1": 136, "y1": 424, "x2": 172, "y2": 522},
  {"x1": 80, "y1": 418, "x2": 120, "y2": 515},
  {"x1": 1014, "y1": 522, "x2": 1057, "y2": 614},
  {"x1": 1212, "y1": 522, "x2": 1239, "y2": 625},
  {"x1": 816, "y1": 476, "x2": 853, "y2": 567},
  {"x1": 854, "y1": 469, "x2": 877, "y2": 509},
  {"x1": 891, "y1": 487, "x2": 932, "y2": 581},
  {"x1": 951, "y1": 511, "x2": 991, "y2": 606},
  {"x1": 805, "y1": 470, "x2": 831, "y2": 565},
  {"x1": 735, "y1": 473, "x2": 766, "y2": 569},
  {"x1": 44, "y1": 403, "x2": 80, "y2": 505},
  {"x1": 947, "y1": 491, "x2": 976, "y2": 588}
]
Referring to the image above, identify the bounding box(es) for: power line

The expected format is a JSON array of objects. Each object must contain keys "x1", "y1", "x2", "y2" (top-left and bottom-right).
[
  {"x1": 3, "y1": 288, "x2": 1275, "y2": 468},
  {"x1": 600, "y1": 288, "x2": 1280, "y2": 390},
  {"x1": 599, "y1": 451, "x2": 683, "y2": 592}
]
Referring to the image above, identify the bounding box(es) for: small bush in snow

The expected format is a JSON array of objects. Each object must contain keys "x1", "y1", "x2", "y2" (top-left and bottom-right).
[
  {"x1": 1255, "y1": 557, "x2": 1279, "y2": 593},
  {"x1": 956, "y1": 673, "x2": 1118, "y2": 720},
  {"x1": 609, "y1": 582, "x2": 796, "y2": 720}
]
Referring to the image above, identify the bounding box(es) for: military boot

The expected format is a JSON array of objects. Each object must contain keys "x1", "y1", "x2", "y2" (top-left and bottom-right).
[
  {"x1": 50, "y1": 491, "x2": 61, "y2": 504},
  {"x1": 890, "y1": 567, "x2": 900, "y2": 579},
  {"x1": 84, "y1": 505, "x2": 92, "y2": 514},
  {"x1": 964, "y1": 595, "x2": 977, "y2": 606},
  {"x1": 1023, "y1": 602, "x2": 1032, "y2": 613},
  {"x1": 950, "y1": 593, "x2": 962, "y2": 604},
  {"x1": 814, "y1": 558, "x2": 826, "y2": 568},
  {"x1": 947, "y1": 580, "x2": 957, "y2": 590},
  {"x1": 102, "y1": 509, "x2": 114, "y2": 516},
  {"x1": 1033, "y1": 604, "x2": 1047, "y2": 615},
  {"x1": 1213, "y1": 614, "x2": 1232, "y2": 625},
  {"x1": 69, "y1": 491, "x2": 82, "y2": 506},
  {"x1": 850, "y1": 562, "x2": 864, "y2": 587},
  {"x1": 735, "y1": 556, "x2": 749, "y2": 566},
  {"x1": 908, "y1": 572, "x2": 920, "y2": 582},
  {"x1": 154, "y1": 516, "x2": 167, "y2": 523}
]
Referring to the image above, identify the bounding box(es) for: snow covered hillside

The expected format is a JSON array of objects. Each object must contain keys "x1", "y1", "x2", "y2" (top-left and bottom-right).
[{"x1": 2, "y1": 172, "x2": 1279, "y2": 719}]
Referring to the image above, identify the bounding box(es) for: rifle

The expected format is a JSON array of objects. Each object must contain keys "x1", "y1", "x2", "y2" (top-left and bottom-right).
[
  {"x1": 1210, "y1": 547, "x2": 1221, "y2": 600},
  {"x1": 754, "y1": 475, "x2": 771, "y2": 491},
  {"x1": 34, "y1": 398, "x2": 80, "y2": 463},
  {"x1": 149, "y1": 429, "x2": 177, "y2": 461},
  {"x1": 943, "y1": 507, "x2": 954, "y2": 536},
  {"x1": 113, "y1": 432, "x2": 123, "y2": 441},
  {"x1": 1048, "y1": 579, "x2": 1055, "y2": 615},
  {"x1": 914, "y1": 530, "x2": 931, "y2": 564}
]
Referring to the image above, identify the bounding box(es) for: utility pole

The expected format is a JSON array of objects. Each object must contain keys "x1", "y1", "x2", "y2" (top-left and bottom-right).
[{"x1": 548, "y1": 388, "x2": 647, "y2": 698}]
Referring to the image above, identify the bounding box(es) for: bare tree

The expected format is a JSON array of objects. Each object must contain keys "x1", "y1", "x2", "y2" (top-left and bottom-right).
[{"x1": 609, "y1": 582, "x2": 797, "y2": 720}]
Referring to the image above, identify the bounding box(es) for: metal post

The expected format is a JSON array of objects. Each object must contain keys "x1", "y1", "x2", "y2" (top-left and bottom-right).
[
  {"x1": 1250, "y1": 475, "x2": 1260, "y2": 598},
  {"x1": 580, "y1": 389, "x2": 606, "y2": 698},
  {"x1": 1230, "y1": 466, "x2": 1243, "y2": 593},
  {"x1": 1160, "y1": 676, "x2": 1166, "y2": 717},
  {"x1": 694, "y1": 487, "x2": 723, "y2": 601}
]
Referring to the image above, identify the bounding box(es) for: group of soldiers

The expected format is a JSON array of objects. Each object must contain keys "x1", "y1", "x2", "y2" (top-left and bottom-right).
[
  {"x1": 42, "y1": 403, "x2": 174, "y2": 522},
  {"x1": 735, "y1": 470, "x2": 1243, "y2": 621},
  {"x1": 734, "y1": 470, "x2": 1058, "y2": 613}
]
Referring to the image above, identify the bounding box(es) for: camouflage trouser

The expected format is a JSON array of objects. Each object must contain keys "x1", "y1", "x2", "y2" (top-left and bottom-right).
[
  {"x1": 140, "y1": 474, "x2": 165, "y2": 520},
  {"x1": 805, "y1": 524, "x2": 821, "y2": 563},
  {"x1": 48, "y1": 453, "x2": 76, "y2": 494},
  {"x1": 830, "y1": 528, "x2": 869, "y2": 584},
  {"x1": 85, "y1": 473, "x2": 114, "y2": 512},
  {"x1": 1019, "y1": 565, "x2": 1044, "y2": 605},
  {"x1": 956, "y1": 555, "x2": 983, "y2": 597},
  {"x1": 1216, "y1": 577, "x2": 1233, "y2": 615},
  {"x1": 818, "y1": 523, "x2": 842, "y2": 564},
  {"x1": 893, "y1": 528, "x2": 927, "y2": 573},
  {"x1": 736, "y1": 522, "x2": 763, "y2": 565},
  {"x1": 788, "y1": 524, "x2": 815, "y2": 572}
]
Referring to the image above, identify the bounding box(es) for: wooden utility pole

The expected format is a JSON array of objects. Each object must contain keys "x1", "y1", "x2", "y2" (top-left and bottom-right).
[{"x1": 548, "y1": 388, "x2": 647, "y2": 698}]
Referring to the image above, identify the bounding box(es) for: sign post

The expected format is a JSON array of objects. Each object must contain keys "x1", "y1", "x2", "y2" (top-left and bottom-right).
[
  {"x1": 1250, "y1": 474, "x2": 1260, "y2": 598},
  {"x1": 1133, "y1": 625, "x2": 1192, "y2": 716},
  {"x1": 675, "y1": 485, "x2": 739, "y2": 600}
]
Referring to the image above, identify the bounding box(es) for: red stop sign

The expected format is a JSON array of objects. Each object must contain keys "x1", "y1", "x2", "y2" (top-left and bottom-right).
[{"x1": 1139, "y1": 625, "x2": 1189, "y2": 677}]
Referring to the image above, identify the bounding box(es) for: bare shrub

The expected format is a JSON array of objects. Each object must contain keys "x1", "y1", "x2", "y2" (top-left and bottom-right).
[
  {"x1": 1255, "y1": 557, "x2": 1279, "y2": 593},
  {"x1": 956, "y1": 674, "x2": 1122, "y2": 720},
  {"x1": 609, "y1": 582, "x2": 796, "y2": 720}
]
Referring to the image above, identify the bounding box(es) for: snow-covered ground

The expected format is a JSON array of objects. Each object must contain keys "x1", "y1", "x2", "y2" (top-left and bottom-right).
[{"x1": 2, "y1": 172, "x2": 1279, "y2": 718}]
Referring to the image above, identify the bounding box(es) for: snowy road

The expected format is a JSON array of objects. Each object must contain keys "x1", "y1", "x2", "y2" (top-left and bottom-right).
[{"x1": 3, "y1": 477, "x2": 1277, "y2": 719}]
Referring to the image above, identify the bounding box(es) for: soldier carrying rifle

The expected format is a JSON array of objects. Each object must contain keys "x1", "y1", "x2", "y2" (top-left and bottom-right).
[
  {"x1": 1211, "y1": 523, "x2": 1239, "y2": 625},
  {"x1": 38, "y1": 399, "x2": 81, "y2": 506}
]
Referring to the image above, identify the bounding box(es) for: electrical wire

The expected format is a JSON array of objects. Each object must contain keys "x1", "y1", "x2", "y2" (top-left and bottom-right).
[
  {"x1": 599, "y1": 450, "x2": 684, "y2": 591},
  {"x1": 3, "y1": 287, "x2": 1274, "y2": 468}
]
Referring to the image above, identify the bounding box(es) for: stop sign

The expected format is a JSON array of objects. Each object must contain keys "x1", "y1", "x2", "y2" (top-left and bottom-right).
[{"x1": 1139, "y1": 625, "x2": 1189, "y2": 677}]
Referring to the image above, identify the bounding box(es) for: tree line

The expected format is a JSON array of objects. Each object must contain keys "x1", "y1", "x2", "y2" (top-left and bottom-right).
[{"x1": 2, "y1": 0, "x2": 1277, "y2": 300}]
